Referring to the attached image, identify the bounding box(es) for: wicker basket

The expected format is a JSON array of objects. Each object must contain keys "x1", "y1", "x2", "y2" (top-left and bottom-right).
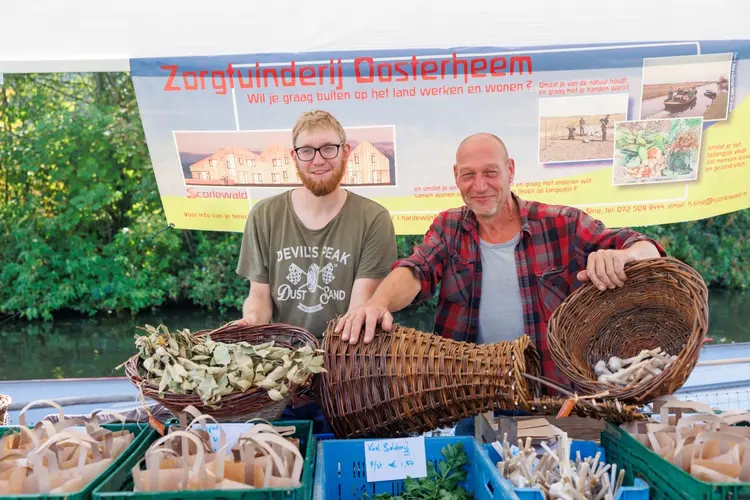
[
  {"x1": 0, "y1": 394, "x2": 10, "y2": 425},
  {"x1": 547, "y1": 256, "x2": 709, "y2": 404},
  {"x1": 125, "y1": 322, "x2": 319, "y2": 422},
  {"x1": 315, "y1": 321, "x2": 543, "y2": 438}
]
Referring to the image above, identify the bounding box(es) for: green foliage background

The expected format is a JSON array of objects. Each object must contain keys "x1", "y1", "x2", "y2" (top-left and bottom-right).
[{"x1": 1, "y1": 73, "x2": 748, "y2": 321}]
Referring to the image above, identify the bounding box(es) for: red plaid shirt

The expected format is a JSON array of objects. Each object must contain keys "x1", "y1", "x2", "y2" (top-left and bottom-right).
[{"x1": 394, "y1": 193, "x2": 667, "y2": 389}]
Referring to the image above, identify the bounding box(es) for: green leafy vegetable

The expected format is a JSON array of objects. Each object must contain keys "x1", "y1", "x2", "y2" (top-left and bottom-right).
[{"x1": 364, "y1": 443, "x2": 473, "y2": 500}]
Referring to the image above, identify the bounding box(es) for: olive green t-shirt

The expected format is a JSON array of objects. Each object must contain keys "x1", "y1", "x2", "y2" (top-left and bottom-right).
[{"x1": 236, "y1": 190, "x2": 397, "y2": 338}]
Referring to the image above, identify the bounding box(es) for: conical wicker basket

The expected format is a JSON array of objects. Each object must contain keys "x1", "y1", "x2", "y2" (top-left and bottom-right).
[
  {"x1": 0, "y1": 394, "x2": 10, "y2": 425},
  {"x1": 547, "y1": 256, "x2": 709, "y2": 404},
  {"x1": 315, "y1": 321, "x2": 544, "y2": 438},
  {"x1": 125, "y1": 322, "x2": 319, "y2": 422}
]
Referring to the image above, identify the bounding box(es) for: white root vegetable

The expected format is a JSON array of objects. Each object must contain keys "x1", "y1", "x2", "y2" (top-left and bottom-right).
[
  {"x1": 594, "y1": 360, "x2": 611, "y2": 376},
  {"x1": 593, "y1": 348, "x2": 676, "y2": 388},
  {"x1": 607, "y1": 356, "x2": 623, "y2": 372},
  {"x1": 493, "y1": 432, "x2": 628, "y2": 499}
]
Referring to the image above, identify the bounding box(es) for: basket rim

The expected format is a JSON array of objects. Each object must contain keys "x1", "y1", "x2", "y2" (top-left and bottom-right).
[
  {"x1": 546, "y1": 256, "x2": 709, "y2": 403},
  {"x1": 0, "y1": 394, "x2": 10, "y2": 411}
]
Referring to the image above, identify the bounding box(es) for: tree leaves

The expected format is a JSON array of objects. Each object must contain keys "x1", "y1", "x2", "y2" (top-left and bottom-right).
[{"x1": 135, "y1": 323, "x2": 326, "y2": 405}]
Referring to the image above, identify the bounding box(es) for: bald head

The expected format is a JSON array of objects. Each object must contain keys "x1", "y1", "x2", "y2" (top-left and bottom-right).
[{"x1": 456, "y1": 133, "x2": 509, "y2": 163}]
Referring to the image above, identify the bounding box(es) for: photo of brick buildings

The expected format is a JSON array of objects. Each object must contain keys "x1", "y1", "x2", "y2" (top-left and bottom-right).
[{"x1": 176, "y1": 126, "x2": 396, "y2": 187}]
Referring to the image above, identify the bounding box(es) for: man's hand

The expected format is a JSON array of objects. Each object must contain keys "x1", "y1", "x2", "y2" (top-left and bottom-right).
[
  {"x1": 334, "y1": 302, "x2": 394, "y2": 345},
  {"x1": 576, "y1": 248, "x2": 630, "y2": 291},
  {"x1": 234, "y1": 312, "x2": 263, "y2": 327}
]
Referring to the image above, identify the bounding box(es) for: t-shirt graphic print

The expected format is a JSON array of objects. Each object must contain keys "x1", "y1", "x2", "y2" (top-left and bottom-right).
[{"x1": 276, "y1": 245, "x2": 350, "y2": 314}]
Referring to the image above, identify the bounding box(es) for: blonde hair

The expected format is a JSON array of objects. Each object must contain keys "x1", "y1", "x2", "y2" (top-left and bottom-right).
[{"x1": 292, "y1": 109, "x2": 347, "y2": 146}]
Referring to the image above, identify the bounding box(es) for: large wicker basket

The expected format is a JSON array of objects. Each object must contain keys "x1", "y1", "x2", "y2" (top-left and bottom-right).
[
  {"x1": 125, "y1": 322, "x2": 319, "y2": 422},
  {"x1": 0, "y1": 394, "x2": 10, "y2": 425},
  {"x1": 315, "y1": 321, "x2": 544, "y2": 438},
  {"x1": 547, "y1": 256, "x2": 708, "y2": 404}
]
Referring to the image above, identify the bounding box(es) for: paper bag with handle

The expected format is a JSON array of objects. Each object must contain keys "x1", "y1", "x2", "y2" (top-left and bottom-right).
[
  {"x1": 160, "y1": 413, "x2": 222, "y2": 469},
  {"x1": 0, "y1": 431, "x2": 111, "y2": 494},
  {"x1": 167, "y1": 406, "x2": 213, "y2": 456},
  {"x1": 201, "y1": 419, "x2": 303, "y2": 489},
  {"x1": 624, "y1": 400, "x2": 716, "y2": 453},
  {"x1": 689, "y1": 431, "x2": 750, "y2": 483},
  {"x1": 132, "y1": 430, "x2": 247, "y2": 492}
]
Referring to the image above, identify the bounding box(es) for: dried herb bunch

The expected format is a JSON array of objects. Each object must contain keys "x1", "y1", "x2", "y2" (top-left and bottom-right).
[{"x1": 135, "y1": 324, "x2": 326, "y2": 405}]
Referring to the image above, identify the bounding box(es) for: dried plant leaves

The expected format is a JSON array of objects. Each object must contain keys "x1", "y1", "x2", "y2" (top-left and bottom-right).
[{"x1": 134, "y1": 324, "x2": 326, "y2": 406}]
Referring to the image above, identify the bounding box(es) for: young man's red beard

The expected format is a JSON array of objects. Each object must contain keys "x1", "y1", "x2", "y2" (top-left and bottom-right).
[{"x1": 296, "y1": 156, "x2": 347, "y2": 197}]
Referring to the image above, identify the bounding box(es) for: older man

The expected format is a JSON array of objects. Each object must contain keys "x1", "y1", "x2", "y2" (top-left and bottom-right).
[{"x1": 336, "y1": 133, "x2": 666, "y2": 389}]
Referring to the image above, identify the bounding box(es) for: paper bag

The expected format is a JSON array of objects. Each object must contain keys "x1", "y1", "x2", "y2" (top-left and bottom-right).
[
  {"x1": 134, "y1": 430, "x2": 253, "y2": 492},
  {"x1": 689, "y1": 431, "x2": 750, "y2": 483}
]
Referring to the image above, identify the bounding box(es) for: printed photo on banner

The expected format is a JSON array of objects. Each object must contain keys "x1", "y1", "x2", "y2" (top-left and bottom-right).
[
  {"x1": 538, "y1": 93, "x2": 629, "y2": 164},
  {"x1": 612, "y1": 117, "x2": 703, "y2": 186},
  {"x1": 638, "y1": 53, "x2": 734, "y2": 121},
  {"x1": 173, "y1": 126, "x2": 398, "y2": 188}
]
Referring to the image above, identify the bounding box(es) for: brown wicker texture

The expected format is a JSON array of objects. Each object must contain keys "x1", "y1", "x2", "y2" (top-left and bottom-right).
[
  {"x1": 125, "y1": 322, "x2": 319, "y2": 422},
  {"x1": 315, "y1": 321, "x2": 543, "y2": 438},
  {"x1": 525, "y1": 395, "x2": 646, "y2": 424},
  {"x1": 547, "y1": 256, "x2": 708, "y2": 404},
  {"x1": 0, "y1": 394, "x2": 10, "y2": 425}
]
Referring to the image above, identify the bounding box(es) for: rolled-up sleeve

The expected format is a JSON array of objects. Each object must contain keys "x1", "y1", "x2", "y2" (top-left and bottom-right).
[{"x1": 392, "y1": 215, "x2": 450, "y2": 304}]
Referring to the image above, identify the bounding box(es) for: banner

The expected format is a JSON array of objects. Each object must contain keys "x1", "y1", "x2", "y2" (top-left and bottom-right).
[{"x1": 129, "y1": 40, "x2": 750, "y2": 234}]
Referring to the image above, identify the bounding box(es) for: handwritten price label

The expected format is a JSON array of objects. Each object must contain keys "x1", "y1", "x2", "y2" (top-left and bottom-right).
[
  {"x1": 364, "y1": 437, "x2": 427, "y2": 482},
  {"x1": 190, "y1": 423, "x2": 254, "y2": 452}
]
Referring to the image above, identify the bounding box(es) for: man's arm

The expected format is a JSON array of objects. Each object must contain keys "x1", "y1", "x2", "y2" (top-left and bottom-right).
[
  {"x1": 337, "y1": 268, "x2": 421, "y2": 344},
  {"x1": 336, "y1": 213, "x2": 452, "y2": 344},
  {"x1": 574, "y1": 210, "x2": 667, "y2": 290},
  {"x1": 347, "y1": 278, "x2": 383, "y2": 312},
  {"x1": 242, "y1": 281, "x2": 273, "y2": 325},
  {"x1": 236, "y1": 205, "x2": 274, "y2": 321}
]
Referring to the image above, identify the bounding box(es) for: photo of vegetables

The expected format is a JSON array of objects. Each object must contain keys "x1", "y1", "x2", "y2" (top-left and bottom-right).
[{"x1": 612, "y1": 117, "x2": 703, "y2": 186}]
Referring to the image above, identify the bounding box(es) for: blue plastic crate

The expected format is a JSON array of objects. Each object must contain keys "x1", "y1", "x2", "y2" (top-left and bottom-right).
[
  {"x1": 313, "y1": 436, "x2": 517, "y2": 499},
  {"x1": 315, "y1": 433, "x2": 335, "y2": 440},
  {"x1": 484, "y1": 440, "x2": 649, "y2": 499}
]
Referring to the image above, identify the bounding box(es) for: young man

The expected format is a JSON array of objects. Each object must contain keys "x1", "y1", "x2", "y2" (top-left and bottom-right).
[
  {"x1": 236, "y1": 109, "x2": 397, "y2": 430},
  {"x1": 336, "y1": 133, "x2": 667, "y2": 388}
]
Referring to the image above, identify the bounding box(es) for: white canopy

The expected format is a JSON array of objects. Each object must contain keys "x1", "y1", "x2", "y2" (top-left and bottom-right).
[{"x1": 3, "y1": 0, "x2": 748, "y2": 73}]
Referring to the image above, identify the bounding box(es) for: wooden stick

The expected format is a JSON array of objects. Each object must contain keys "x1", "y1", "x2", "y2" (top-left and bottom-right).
[{"x1": 696, "y1": 357, "x2": 750, "y2": 367}]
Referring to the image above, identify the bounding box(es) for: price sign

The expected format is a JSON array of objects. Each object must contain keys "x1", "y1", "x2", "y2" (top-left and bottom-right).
[
  {"x1": 364, "y1": 437, "x2": 427, "y2": 482},
  {"x1": 191, "y1": 422, "x2": 254, "y2": 452}
]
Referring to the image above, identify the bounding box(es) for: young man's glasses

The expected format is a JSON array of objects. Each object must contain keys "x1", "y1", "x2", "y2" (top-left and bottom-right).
[{"x1": 294, "y1": 143, "x2": 344, "y2": 162}]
